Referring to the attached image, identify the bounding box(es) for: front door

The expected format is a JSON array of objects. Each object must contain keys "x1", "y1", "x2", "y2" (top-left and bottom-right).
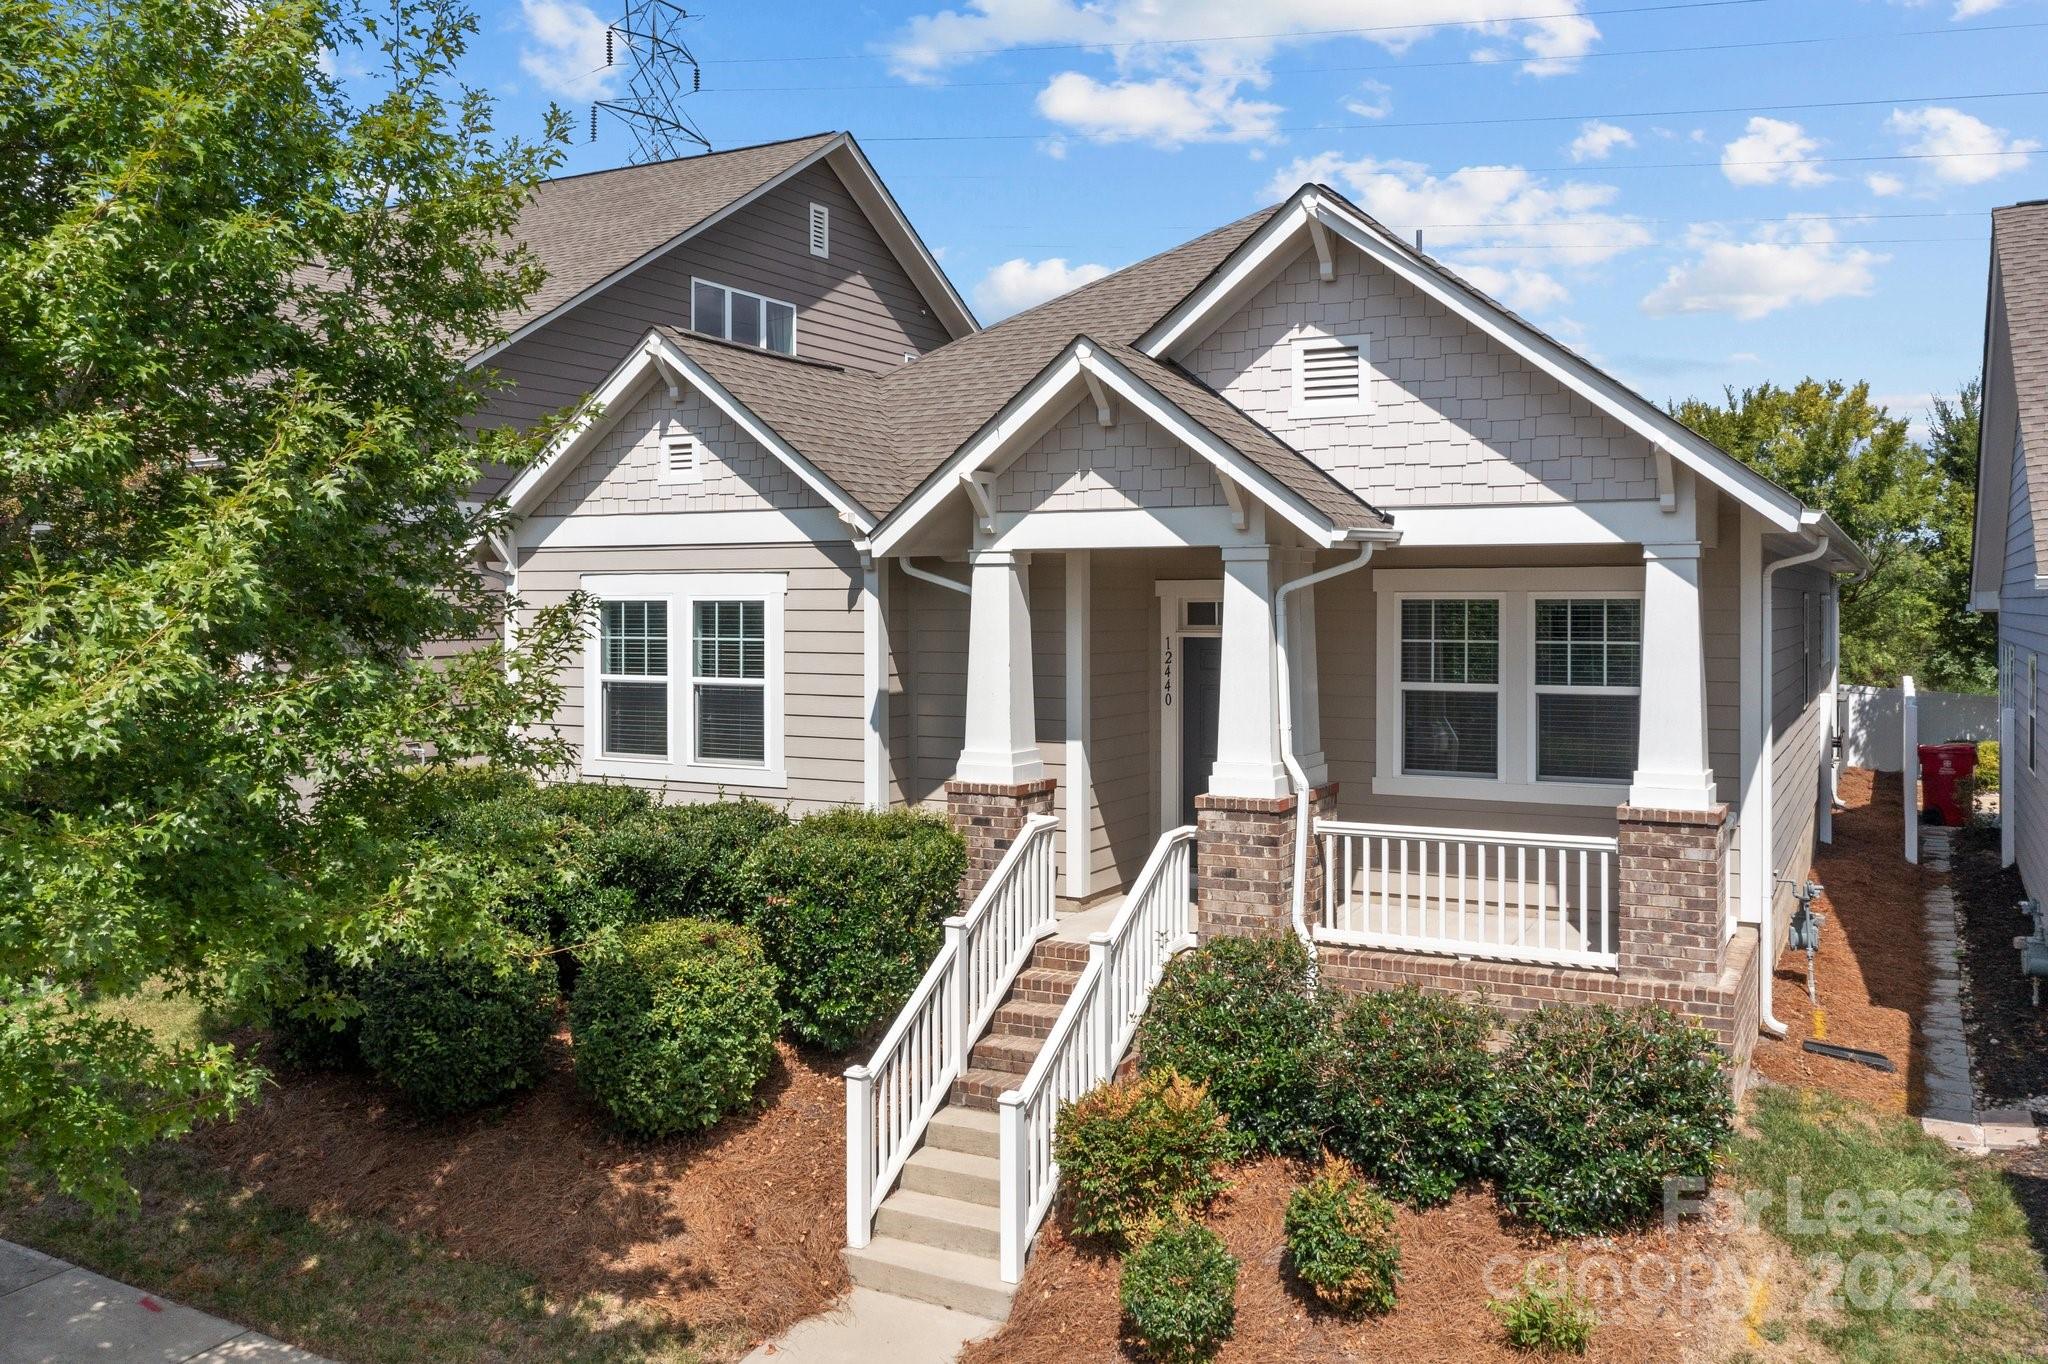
[{"x1": 1179, "y1": 635, "x2": 1222, "y2": 825}]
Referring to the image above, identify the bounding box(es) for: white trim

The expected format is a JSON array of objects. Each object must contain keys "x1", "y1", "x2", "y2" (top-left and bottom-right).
[
  {"x1": 862, "y1": 560, "x2": 888, "y2": 810},
  {"x1": 1290, "y1": 332, "x2": 1372, "y2": 417},
  {"x1": 690, "y1": 276, "x2": 798, "y2": 357},
  {"x1": 808, "y1": 202, "x2": 830, "y2": 259},
  {"x1": 987, "y1": 505, "x2": 1267, "y2": 552},
  {"x1": 526, "y1": 506, "x2": 853, "y2": 551},
  {"x1": 1140, "y1": 191, "x2": 1808, "y2": 534},
  {"x1": 1156, "y1": 579, "x2": 1225, "y2": 834},
  {"x1": 657, "y1": 426, "x2": 699, "y2": 485},
  {"x1": 579, "y1": 571, "x2": 789, "y2": 789},
  {"x1": 1382, "y1": 499, "x2": 1697, "y2": 548},
  {"x1": 1065, "y1": 551, "x2": 1093, "y2": 900},
  {"x1": 1738, "y1": 513, "x2": 1766, "y2": 926}
]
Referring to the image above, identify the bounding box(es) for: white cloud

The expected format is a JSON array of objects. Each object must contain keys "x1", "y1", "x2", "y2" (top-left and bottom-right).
[
  {"x1": 518, "y1": 0, "x2": 620, "y2": 102},
  {"x1": 1267, "y1": 153, "x2": 1651, "y2": 313},
  {"x1": 1885, "y1": 106, "x2": 2039, "y2": 185},
  {"x1": 1642, "y1": 218, "x2": 1887, "y2": 321},
  {"x1": 1344, "y1": 79, "x2": 1392, "y2": 120},
  {"x1": 1866, "y1": 172, "x2": 1906, "y2": 197},
  {"x1": 1036, "y1": 72, "x2": 1280, "y2": 146},
  {"x1": 973, "y1": 257, "x2": 1114, "y2": 318},
  {"x1": 315, "y1": 43, "x2": 372, "y2": 81},
  {"x1": 1953, "y1": 0, "x2": 2007, "y2": 16},
  {"x1": 1721, "y1": 116, "x2": 1831, "y2": 187},
  {"x1": 1569, "y1": 120, "x2": 1634, "y2": 162}
]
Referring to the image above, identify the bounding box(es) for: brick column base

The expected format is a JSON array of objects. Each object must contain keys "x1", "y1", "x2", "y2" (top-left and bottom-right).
[
  {"x1": 1616, "y1": 802, "x2": 1732, "y2": 985},
  {"x1": 945, "y1": 778, "x2": 1056, "y2": 906},
  {"x1": 1193, "y1": 784, "x2": 1336, "y2": 942}
]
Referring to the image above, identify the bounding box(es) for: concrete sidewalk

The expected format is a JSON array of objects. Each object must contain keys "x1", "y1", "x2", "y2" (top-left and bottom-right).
[
  {"x1": 739, "y1": 1287, "x2": 995, "y2": 1364},
  {"x1": 1, "y1": 1239, "x2": 326, "y2": 1364}
]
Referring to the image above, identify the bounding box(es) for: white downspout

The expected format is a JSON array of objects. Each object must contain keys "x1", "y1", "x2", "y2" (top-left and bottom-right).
[
  {"x1": 1274, "y1": 541, "x2": 1379, "y2": 972},
  {"x1": 899, "y1": 557, "x2": 971, "y2": 595},
  {"x1": 1757, "y1": 535, "x2": 1830, "y2": 1038}
]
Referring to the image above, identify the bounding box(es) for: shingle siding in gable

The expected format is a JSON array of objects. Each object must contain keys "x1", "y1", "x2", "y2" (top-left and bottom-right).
[
  {"x1": 2000, "y1": 429, "x2": 2048, "y2": 901},
  {"x1": 992, "y1": 398, "x2": 1226, "y2": 514},
  {"x1": 1184, "y1": 243, "x2": 1660, "y2": 508}
]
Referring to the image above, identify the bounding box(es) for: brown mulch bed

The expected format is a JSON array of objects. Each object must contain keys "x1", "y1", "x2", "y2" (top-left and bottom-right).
[
  {"x1": 962, "y1": 1160, "x2": 1750, "y2": 1364},
  {"x1": 1749, "y1": 767, "x2": 1930, "y2": 1112},
  {"x1": 190, "y1": 1031, "x2": 849, "y2": 1349},
  {"x1": 1950, "y1": 823, "x2": 2048, "y2": 1111}
]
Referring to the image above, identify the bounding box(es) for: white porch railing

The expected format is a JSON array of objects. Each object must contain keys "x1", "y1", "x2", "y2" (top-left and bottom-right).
[
  {"x1": 996, "y1": 826, "x2": 1197, "y2": 1283},
  {"x1": 1316, "y1": 820, "x2": 1620, "y2": 970},
  {"x1": 845, "y1": 813, "x2": 1058, "y2": 1249}
]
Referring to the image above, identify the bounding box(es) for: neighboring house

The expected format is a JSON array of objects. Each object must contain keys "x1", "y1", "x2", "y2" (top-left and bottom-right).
[
  {"x1": 466, "y1": 132, "x2": 1868, "y2": 1309},
  {"x1": 1971, "y1": 198, "x2": 2048, "y2": 898}
]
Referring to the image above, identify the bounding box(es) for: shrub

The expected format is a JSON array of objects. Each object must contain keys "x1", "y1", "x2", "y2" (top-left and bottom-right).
[
  {"x1": 1326, "y1": 987, "x2": 1501, "y2": 1206},
  {"x1": 591, "y1": 799, "x2": 789, "y2": 924},
  {"x1": 1283, "y1": 1159, "x2": 1401, "y2": 1315},
  {"x1": 266, "y1": 948, "x2": 366, "y2": 1071},
  {"x1": 524, "y1": 780, "x2": 652, "y2": 830},
  {"x1": 1119, "y1": 1217, "x2": 1238, "y2": 1364},
  {"x1": 1053, "y1": 1071, "x2": 1232, "y2": 1244},
  {"x1": 570, "y1": 919, "x2": 781, "y2": 1138},
  {"x1": 1492, "y1": 1005, "x2": 1733, "y2": 1235},
  {"x1": 1134, "y1": 935, "x2": 1331, "y2": 1157},
  {"x1": 1491, "y1": 1283, "x2": 1596, "y2": 1354},
  {"x1": 741, "y1": 808, "x2": 966, "y2": 1050},
  {"x1": 357, "y1": 937, "x2": 558, "y2": 1116}
]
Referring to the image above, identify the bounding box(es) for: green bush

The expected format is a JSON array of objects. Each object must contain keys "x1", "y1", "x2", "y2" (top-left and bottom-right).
[
  {"x1": 1119, "y1": 1217, "x2": 1238, "y2": 1364},
  {"x1": 590, "y1": 799, "x2": 789, "y2": 924},
  {"x1": 1492, "y1": 1005, "x2": 1733, "y2": 1235},
  {"x1": 1134, "y1": 936, "x2": 1331, "y2": 1157},
  {"x1": 741, "y1": 808, "x2": 966, "y2": 1051},
  {"x1": 266, "y1": 948, "x2": 367, "y2": 1072},
  {"x1": 569, "y1": 919, "x2": 781, "y2": 1138},
  {"x1": 1283, "y1": 1159, "x2": 1401, "y2": 1316},
  {"x1": 357, "y1": 937, "x2": 558, "y2": 1116},
  {"x1": 1325, "y1": 987, "x2": 1501, "y2": 1206},
  {"x1": 1052, "y1": 1071, "x2": 1232, "y2": 1244},
  {"x1": 524, "y1": 780, "x2": 652, "y2": 830},
  {"x1": 1491, "y1": 1283, "x2": 1596, "y2": 1354}
]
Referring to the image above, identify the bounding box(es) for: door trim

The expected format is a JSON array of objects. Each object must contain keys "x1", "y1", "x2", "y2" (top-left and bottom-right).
[{"x1": 1156, "y1": 580, "x2": 1224, "y2": 834}]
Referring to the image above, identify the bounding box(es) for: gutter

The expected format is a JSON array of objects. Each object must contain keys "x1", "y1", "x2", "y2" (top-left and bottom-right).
[{"x1": 1756, "y1": 535, "x2": 1831, "y2": 1038}]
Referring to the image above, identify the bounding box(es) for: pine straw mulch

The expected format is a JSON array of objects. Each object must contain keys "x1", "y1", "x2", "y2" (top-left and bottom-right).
[
  {"x1": 189, "y1": 1029, "x2": 849, "y2": 1353},
  {"x1": 1749, "y1": 767, "x2": 1931, "y2": 1112},
  {"x1": 962, "y1": 1158, "x2": 1757, "y2": 1364}
]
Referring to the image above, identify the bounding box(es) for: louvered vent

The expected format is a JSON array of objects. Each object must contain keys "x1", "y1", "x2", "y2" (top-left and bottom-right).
[
  {"x1": 808, "y1": 203, "x2": 830, "y2": 258},
  {"x1": 664, "y1": 433, "x2": 695, "y2": 481},
  {"x1": 1298, "y1": 339, "x2": 1362, "y2": 404}
]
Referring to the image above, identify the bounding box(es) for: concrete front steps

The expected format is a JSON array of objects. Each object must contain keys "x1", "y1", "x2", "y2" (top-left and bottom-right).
[{"x1": 843, "y1": 938, "x2": 1087, "y2": 1319}]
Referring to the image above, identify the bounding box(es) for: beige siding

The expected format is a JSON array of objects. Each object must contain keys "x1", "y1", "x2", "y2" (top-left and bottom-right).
[
  {"x1": 518, "y1": 540, "x2": 868, "y2": 812},
  {"x1": 2001, "y1": 430, "x2": 2048, "y2": 899},
  {"x1": 1768, "y1": 560, "x2": 1832, "y2": 921},
  {"x1": 992, "y1": 401, "x2": 1225, "y2": 514},
  {"x1": 906, "y1": 567, "x2": 968, "y2": 806},
  {"x1": 1185, "y1": 243, "x2": 1660, "y2": 509}
]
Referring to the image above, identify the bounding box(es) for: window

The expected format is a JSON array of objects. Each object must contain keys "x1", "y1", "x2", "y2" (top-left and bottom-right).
[
  {"x1": 1533, "y1": 598, "x2": 1641, "y2": 784},
  {"x1": 1398, "y1": 598, "x2": 1499, "y2": 778},
  {"x1": 808, "y1": 202, "x2": 830, "y2": 258},
  {"x1": 583, "y1": 574, "x2": 787, "y2": 787},
  {"x1": 1291, "y1": 333, "x2": 1371, "y2": 416},
  {"x1": 691, "y1": 278, "x2": 797, "y2": 356}
]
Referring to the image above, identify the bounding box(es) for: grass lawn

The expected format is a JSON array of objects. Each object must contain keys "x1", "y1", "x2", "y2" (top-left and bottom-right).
[
  {"x1": 1, "y1": 1141, "x2": 722, "y2": 1364},
  {"x1": 1730, "y1": 1086, "x2": 2048, "y2": 1364}
]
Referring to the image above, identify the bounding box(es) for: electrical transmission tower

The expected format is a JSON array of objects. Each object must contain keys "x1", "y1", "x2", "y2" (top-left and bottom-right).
[{"x1": 589, "y1": 0, "x2": 709, "y2": 163}]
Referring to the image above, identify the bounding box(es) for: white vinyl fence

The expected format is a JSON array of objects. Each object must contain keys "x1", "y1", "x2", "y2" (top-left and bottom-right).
[{"x1": 1840, "y1": 683, "x2": 1995, "y2": 772}]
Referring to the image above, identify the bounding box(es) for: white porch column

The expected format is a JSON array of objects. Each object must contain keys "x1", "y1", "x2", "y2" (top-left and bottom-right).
[
  {"x1": 956, "y1": 549, "x2": 1045, "y2": 785},
  {"x1": 1208, "y1": 546, "x2": 1291, "y2": 799},
  {"x1": 1630, "y1": 542, "x2": 1717, "y2": 810},
  {"x1": 1274, "y1": 548, "x2": 1328, "y2": 789},
  {"x1": 1064, "y1": 551, "x2": 1093, "y2": 900}
]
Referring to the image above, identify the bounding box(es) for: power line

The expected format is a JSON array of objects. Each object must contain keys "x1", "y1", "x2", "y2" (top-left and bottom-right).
[
  {"x1": 701, "y1": 0, "x2": 1772, "y2": 66},
  {"x1": 701, "y1": 18, "x2": 2048, "y2": 94}
]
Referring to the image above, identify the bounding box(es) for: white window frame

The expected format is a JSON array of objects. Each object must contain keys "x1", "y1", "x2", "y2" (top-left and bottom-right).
[
  {"x1": 1373, "y1": 566, "x2": 1643, "y2": 807},
  {"x1": 580, "y1": 572, "x2": 788, "y2": 789},
  {"x1": 1290, "y1": 330, "x2": 1373, "y2": 418},
  {"x1": 1392, "y1": 592, "x2": 1505, "y2": 782},
  {"x1": 808, "y1": 202, "x2": 830, "y2": 259},
  {"x1": 1527, "y1": 591, "x2": 1645, "y2": 788},
  {"x1": 690, "y1": 276, "x2": 798, "y2": 357}
]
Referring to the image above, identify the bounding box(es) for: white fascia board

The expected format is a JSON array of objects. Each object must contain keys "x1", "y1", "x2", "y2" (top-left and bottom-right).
[
  {"x1": 827, "y1": 139, "x2": 978, "y2": 339},
  {"x1": 1387, "y1": 500, "x2": 1677, "y2": 547},
  {"x1": 527, "y1": 506, "x2": 853, "y2": 550},
  {"x1": 468, "y1": 137, "x2": 846, "y2": 372},
  {"x1": 497, "y1": 343, "x2": 663, "y2": 522},
  {"x1": 1138, "y1": 191, "x2": 1314, "y2": 358}
]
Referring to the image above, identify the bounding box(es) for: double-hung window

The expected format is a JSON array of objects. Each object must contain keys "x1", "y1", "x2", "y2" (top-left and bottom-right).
[
  {"x1": 1398, "y1": 598, "x2": 1500, "y2": 778},
  {"x1": 691, "y1": 278, "x2": 796, "y2": 356},
  {"x1": 585, "y1": 574, "x2": 787, "y2": 787},
  {"x1": 1532, "y1": 598, "x2": 1642, "y2": 784}
]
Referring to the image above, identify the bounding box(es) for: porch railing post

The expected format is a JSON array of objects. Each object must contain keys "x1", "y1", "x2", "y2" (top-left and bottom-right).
[
  {"x1": 844, "y1": 1065, "x2": 873, "y2": 1248},
  {"x1": 943, "y1": 915, "x2": 970, "y2": 1076}
]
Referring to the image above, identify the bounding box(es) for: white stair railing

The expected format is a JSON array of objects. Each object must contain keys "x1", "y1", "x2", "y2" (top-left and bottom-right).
[
  {"x1": 1317, "y1": 820, "x2": 1619, "y2": 970},
  {"x1": 845, "y1": 813, "x2": 1057, "y2": 1249},
  {"x1": 996, "y1": 826, "x2": 1196, "y2": 1283}
]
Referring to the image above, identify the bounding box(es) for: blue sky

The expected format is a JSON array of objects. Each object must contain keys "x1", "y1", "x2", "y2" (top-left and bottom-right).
[{"x1": 367, "y1": 0, "x2": 2047, "y2": 432}]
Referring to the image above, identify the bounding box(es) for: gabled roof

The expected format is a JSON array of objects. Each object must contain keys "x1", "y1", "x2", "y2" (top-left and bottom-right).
[{"x1": 1977, "y1": 200, "x2": 2048, "y2": 598}]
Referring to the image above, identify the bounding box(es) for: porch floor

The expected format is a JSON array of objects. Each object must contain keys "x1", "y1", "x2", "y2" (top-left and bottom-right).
[{"x1": 1049, "y1": 898, "x2": 1121, "y2": 943}]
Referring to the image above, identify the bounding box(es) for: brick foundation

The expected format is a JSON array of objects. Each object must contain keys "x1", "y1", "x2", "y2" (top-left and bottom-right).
[
  {"x1": 945, "y1": 778, "x2": 1056, "y2": 905},
  {"x1": 1617, "y1": 803, "x2": 1733, "y2": 984},
  {"x1": 1193, "y1": 785, "x2": 1336, "y2": 941}
]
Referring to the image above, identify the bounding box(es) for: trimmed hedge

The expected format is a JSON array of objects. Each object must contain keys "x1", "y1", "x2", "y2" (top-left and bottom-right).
[
  {"x1": 1120, "y1": 1217, "x2": 1239, "y2": 1364},
  {"x1": 1492, "y1": 1004, "x2": 1733, "y2": 1235},
  {"x1": 267, "y1": 948, "x2": 367, "y2": 1072},
  {"x1": 1053, "y1": 1070, "x2": 1232, "y2": 1245},
  {"x1": 741, "y1": 808, "x2": 966, "y2": 1051},
  {"x1": 1134, "y1": 935, "x2": 1332, "y2": 1157},
  {"x1": 590, "y1": 799, "x2": 789, "y2": 924},
  {"x1": 570, "y1": 919, "x2": 781, "y2": 1138},
  {"x1": 1283, "y1": 1159, "x2": 1401, "y2": 1316},
  {"x1": 357, "y1": 937, "x2": 558, "y2": 1116},
  {"x1": 1325, "y1": 987, "x2": 1501, "y2": 1207}
]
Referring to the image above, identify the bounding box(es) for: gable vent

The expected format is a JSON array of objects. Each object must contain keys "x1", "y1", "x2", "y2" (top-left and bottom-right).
[
  {"x1": 1292, "y1": 334, "x2": 1370, "y2": 415},
  {"x1": 662, "y1": 433, "x2": 696, "y2": 482},
  {"x1": 808, "y1": 203, "x2": 830, "y2": 259}
]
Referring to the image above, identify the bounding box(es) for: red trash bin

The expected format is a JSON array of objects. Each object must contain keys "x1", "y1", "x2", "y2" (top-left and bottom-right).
[{"x1": 1918, "y1": 741, "x2": 1979, "y2": 827}]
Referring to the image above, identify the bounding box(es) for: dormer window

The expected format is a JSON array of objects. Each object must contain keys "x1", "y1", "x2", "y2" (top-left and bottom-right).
[
  {"x1": 692, "y1": 278, "x2": 797, "y2": 356},
  {"x1": 1291, "y1": 333, "x2": 1372, "y2": 416},
  {"x1": 808, "y1": 203, "x2": 830, "y2": 259}
]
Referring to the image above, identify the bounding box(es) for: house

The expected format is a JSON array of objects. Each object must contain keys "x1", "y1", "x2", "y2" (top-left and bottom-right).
[
  {"x1": 468, "y1": 132, "x2": 1867, "y2": 1307},
  {"x1": 1971, "y1": 199, "x2": 2048, "y2": 898}
]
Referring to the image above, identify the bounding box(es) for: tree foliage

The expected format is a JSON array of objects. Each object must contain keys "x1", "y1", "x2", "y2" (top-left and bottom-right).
[{"x1": 0, "y1": 0, "x2": 581, "y2": 1203}]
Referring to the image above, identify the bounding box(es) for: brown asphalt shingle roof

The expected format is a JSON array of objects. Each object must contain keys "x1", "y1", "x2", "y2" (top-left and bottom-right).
[{"x1": 1993, "y1": 201, "x2": 2048, "y2": 559}]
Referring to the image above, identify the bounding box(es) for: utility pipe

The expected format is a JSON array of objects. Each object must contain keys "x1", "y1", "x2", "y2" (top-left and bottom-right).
[
  {"x1": 1756, "y1": 535, "x2": 1830, "y2": 1038},
  {"x1": 1273, "y1": 541, "x2": 1379, "y2": 975}
]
